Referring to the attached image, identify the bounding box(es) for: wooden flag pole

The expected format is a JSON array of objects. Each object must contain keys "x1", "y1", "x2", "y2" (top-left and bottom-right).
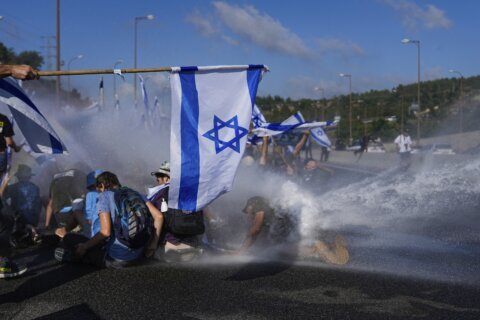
[{"x1": 37, "y1": 67, "x2": 172, "y2": 77}]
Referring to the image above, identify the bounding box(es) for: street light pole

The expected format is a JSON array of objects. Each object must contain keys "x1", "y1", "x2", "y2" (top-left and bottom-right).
[
  {"x1": 339, "y1": 73, "x2": 352, "y2": 143},
  {"x1": 113, "y1": 59, "x2": 123, "y2": 108},
  {"x1": 134, "y1": 14, "x2": 154, "y2": 108},
  {"x1": 401, "y1": 38, "x2": 421, "y2": 144},
  {"x1": 67, "y1": 54, "x2": 83, "y2": 93},
  {"x1": 449, "y1": 69, "x2": 464, "y2": 133}
]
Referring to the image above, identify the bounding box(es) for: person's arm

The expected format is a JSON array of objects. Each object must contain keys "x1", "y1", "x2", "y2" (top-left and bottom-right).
[
  {"x1": 259, "y1": 137, "x2": 269, "y2": 166},
  {"x1": 45, "y1": 198, "x2": 53, "y2": 228},
  {"x1": 0, "y1": 64, "x2": 39, "y2": 80},
  {"x1": 4, "y1": 136, "x2": 21, "y2": 152},
  {"x1": 0, "y1": 173, "x2": 11, "y2": 197},
  {"x1": 235, "y1": 211, "x2": 265, "y2": 254},
  {"x1": 144, "y1": 201, "x2": 164, "y2": 257},
  {"x1": 76, "y1": 212, "x2": 111, "y2": 257},
  {"x1": 292, "y1": 132, "x2": 309, "y2": 158}
]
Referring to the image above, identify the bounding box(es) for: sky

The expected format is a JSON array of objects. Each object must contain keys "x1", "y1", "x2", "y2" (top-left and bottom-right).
[{"x1": 0, "y1": 0, "x2": 478, "y2": 105}]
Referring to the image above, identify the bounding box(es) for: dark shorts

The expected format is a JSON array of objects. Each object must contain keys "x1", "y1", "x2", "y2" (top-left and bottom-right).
[{"x1": 60, "y1": 233, "x2": 107, "y2": 268}]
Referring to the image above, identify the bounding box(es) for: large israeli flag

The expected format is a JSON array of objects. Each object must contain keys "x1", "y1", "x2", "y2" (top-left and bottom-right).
[
  {"x1": 0, "y1": 77, "x2": 67, "y2": 154},
  {"x1": 169, "y1": 65, "x2": 267, "y2": 211}
]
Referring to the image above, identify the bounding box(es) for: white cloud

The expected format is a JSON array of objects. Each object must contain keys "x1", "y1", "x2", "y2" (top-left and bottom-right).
[
  {"x1": 212, "y1": 1, "x2": 313, "y2": 58},
  {"x1": 382, "y1": 0, "x2": 452, "y2": 30},
  {"x1": 316, "y1": 38, "x2": 366, "y2": 56},
  {"x1": 185, "y1": 12, "x2": 217, "y2": 37},
  {"x1": 185, "y1": 11, "x2": 239, "y2": 45}
]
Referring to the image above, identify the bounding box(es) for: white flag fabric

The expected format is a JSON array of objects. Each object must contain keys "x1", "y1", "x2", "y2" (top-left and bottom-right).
[
  {"x1": 169, "y1": 65, "x2": 266, "y2": 211},
  {"x1": 0, "y1": 77, "x2": 68, "y2": 154},
  {"x1": 310, "y1": 126, "x2": 331, "y2": 148}
]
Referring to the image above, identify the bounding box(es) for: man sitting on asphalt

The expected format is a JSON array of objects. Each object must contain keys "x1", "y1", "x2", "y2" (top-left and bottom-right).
[
  {"x1": 55, "y1": 171, "x2": 163, "y2": 268},
  {"x1": 233, "y1": 196, "x2": 349, "y2": 265}
]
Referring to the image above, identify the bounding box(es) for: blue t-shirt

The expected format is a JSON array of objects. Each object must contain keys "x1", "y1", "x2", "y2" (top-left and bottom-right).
[
  {"x1": 84, "y1": 191, "x2": 100, "y2": 238},
  {"x1": 97, "y1": 191, "x2": 143, "y2": 262}
]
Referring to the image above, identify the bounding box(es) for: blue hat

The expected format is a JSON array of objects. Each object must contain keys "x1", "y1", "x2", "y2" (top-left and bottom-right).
[{"x1": 86, "y1": 169, "x2": 104, "y2": 187}]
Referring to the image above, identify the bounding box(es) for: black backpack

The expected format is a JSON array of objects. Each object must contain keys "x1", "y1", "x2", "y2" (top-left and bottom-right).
[{"x1": 113, "y1": 187, "x2": 153, "y2": 249}]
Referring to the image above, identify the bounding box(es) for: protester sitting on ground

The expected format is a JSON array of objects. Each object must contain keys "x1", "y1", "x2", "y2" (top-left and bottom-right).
[
  {"x1": 3, "y1": 164, "x2": 42, "y2": 246},
  {"x1": 233, "y1": 196, "x2": 349, "y2": 265},
  {"x1": 44, "y1": 168, "x2": 87, "y2": 230},
  {"x1": 147, "y1": 162, "x2": 207, "y2": 260},
  {"x1": 55, "y1": 171, "x2": 163, "y2": 268},
  {"x1": 54, "y1": 169, "x2": 103, "y2": 240},
  {"x1": 300, "y1": 158, "x2": 334, "y2": 191},
  {"x1": 0, "y1": 63, "x2": 39, "y2": 279},
  {"x1": 5, "y1": 164, "x2": 42, "y2": 228}
]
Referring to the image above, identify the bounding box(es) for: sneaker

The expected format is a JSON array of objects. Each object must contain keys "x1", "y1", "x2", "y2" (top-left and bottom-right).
[
  {"x1": 54, "y1": 247, "x2": 74, "y2": 263},
  {"x1": 0, "y1": 259, "x2": 28, "y2": 279}
]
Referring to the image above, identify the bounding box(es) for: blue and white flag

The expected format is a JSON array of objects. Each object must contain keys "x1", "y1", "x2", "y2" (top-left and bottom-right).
[
  {"x1": 252, "y1": 104, "x2": 267, "y2": 128},
  {"x1": 138, "y1": 75, "x2": 149, "y2": 113},
  {"x1": 0, "y1": 77, "x2": 68, "y2": 154},
  {"x1": 169, "y1": 65, "x2": 267, "y2": 211},
  {"x1": 310, "y1": 126, "x2": 331, "y2": 148},
  {"x1": 252, "y1": 111, "x2": 305, "y2": 137}
]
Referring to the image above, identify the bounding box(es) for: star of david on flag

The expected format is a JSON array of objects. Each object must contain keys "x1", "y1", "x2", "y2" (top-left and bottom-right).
[
  {"x1": 203, "y1": 115, "x2": 248, "y2": 154},
  {"x1": 169, "y1": 65, "x2": 267, "y2": 211}
]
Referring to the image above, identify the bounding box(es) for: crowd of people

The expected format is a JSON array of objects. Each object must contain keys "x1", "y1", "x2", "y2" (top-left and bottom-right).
[{"x1": 0, "y1": 63, "x2": 348, "y2": 280}]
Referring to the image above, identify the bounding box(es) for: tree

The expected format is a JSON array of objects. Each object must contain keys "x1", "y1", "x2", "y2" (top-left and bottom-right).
[{"x1": 15, "y1": 51, "x2": 44, "y2": 69}]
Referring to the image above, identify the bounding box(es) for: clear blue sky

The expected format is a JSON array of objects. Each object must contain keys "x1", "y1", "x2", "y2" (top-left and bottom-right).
[{"x1": 1, "y1": 0, "x2": 477, "y2": 103}]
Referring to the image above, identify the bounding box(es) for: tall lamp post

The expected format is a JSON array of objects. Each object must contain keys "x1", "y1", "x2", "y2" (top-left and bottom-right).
[
  {"x1": 449, "y1": 69, "x2": 464, "y2": 133},
  {"x1": 134, "y1": 14, "x2": 154, "y2": 107},
  {"x1": 113, "y1": 59, "x2": 123, "y2": 108},
  {"x1": 401, "y1": 38, "x2": 421, "y2": 144},
  {"x1": 66, "y1": 54, "x2": 83, "y2": 106},
  {"x1": 67, "y1": 54, "x2": 83, "y2": 92},
  {"x1": 339, "y1": 73, "x2": 352, "y2": 143}
]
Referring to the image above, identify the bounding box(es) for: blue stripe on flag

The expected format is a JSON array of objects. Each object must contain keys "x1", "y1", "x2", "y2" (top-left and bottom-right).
[
  {"x1": 247, "y1": 69, "x2": 262, "y2": 111},
  {"x1": 178, "y1": 72, "x2": 200, "y2": 211},
  {"x1": 180, "y1": 66, "x2": 199, "y2": 72},
  {"x1": 49, "y1": 135, "x2": 64, "y2": 153},
  {"x1": 0, "y1": 78, "x2": 43, "y2": 115},
  {"x1": 294, "y1": 112, "x2": 304, "y2": 123}
]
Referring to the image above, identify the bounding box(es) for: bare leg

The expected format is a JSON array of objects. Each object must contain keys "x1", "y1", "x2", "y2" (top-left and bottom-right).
[{"x1": 301, "y1": 235, "x2": 349, "y2": 265}]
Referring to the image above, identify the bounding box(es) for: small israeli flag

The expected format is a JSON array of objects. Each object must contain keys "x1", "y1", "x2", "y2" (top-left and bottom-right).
[
  {"x1": 0, "y1": 77, "x2": 68, "y2": 154},
  {"x1": 310, "y1": 126, "x2": 331, "y2": 148},
  {"x1": 169, "y1": 65, "x2": 267, "y2": 211}
]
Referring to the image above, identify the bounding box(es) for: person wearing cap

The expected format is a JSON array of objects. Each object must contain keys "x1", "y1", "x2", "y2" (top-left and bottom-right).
[
  {"x1": 4, "y1": 164, "x2": 41, "y2": 227},
  {"x1": 147, "y1": 161, "x2": 170, "y2": 213},
  {"x1": 234, "y1": 196, "x2": 349, "y2": 265}
]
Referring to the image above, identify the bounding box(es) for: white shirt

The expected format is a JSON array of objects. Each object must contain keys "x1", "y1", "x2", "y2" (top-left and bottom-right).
[{"x1": 394, "y1": 134, "x2": 412, "y2": 153}]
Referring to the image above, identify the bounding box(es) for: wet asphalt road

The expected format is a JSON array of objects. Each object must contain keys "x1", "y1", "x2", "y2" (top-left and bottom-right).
[{"x1": 1, "y1": 245, "x2": 480, "y2": 320}]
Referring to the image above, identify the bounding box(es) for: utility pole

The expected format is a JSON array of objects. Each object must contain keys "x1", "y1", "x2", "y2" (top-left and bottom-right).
[{"x1": 56, "y1": 0, "x2": 61, "y2": 108}]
